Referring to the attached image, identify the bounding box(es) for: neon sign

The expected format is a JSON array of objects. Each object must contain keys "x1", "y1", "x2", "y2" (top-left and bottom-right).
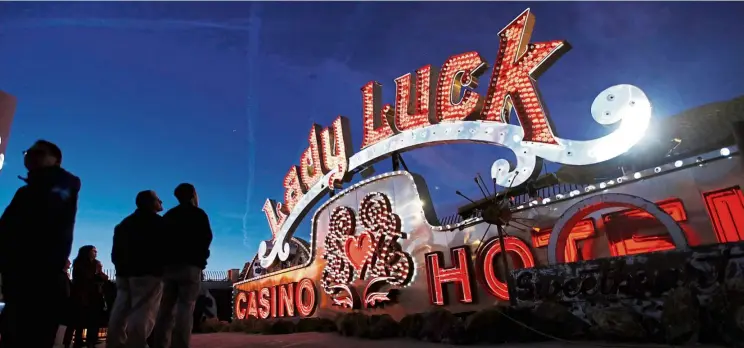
[
  {"x1": 321, "y1": 192, "x2": 414, "y2": 308},
  {"x1": 235, "y1": 145, "x2": 743, "y2": 320},
  {"x1": 234, "y1": 278, "x2": 317, "y2": 320},
  {"x1": 256, "y1": 8, "x2": 652, "y2": 271},
  {"x1": 426, "y1": 236, "x2": 536, "y2": 304}
]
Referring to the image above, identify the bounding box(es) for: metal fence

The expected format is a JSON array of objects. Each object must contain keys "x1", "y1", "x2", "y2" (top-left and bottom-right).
[
  {"x1": 437, "y1": 183, "x2": 590, "y2": 226},
  {"x1": 72, "y1": 269, "x2": 230, "y2": 282}
]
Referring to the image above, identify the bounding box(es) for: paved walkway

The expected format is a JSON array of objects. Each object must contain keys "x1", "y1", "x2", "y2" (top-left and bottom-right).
[{"x1": 95, "y1": 332, "x2": 701, "y2": 348}]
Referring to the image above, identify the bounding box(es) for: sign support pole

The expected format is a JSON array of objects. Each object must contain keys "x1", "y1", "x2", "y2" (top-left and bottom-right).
[
  {"x1": 391, "y1": 152, "x2": 410, "y2": 172},
  {"x1": 496, "y1": 223, "x2": 517, "y2": 307}
]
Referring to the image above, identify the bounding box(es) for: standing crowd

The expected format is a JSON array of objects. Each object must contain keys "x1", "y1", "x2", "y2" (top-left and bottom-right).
[{"x1": 0, "y1": 140, "x2": 214, "y2": 348}]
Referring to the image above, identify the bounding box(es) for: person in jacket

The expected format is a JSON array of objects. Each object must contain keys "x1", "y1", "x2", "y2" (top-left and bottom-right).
[
  {"x1": 106, "y1": 190, "x2": 166, "y2": 348},
  {"x1": 61, "y1": 259, "x2": 74, "y2": 348},
  {"x1": 68, "y1": 246, "x2": 108, "y2": 348},
  {"x1": 0, "y1": 140, "x2": 81, "y2": 348},
  {"x1": 152, "y1": 183, "x2": 212, "y2": 348}
]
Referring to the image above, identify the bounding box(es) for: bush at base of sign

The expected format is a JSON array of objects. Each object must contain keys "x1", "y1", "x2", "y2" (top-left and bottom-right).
[
  {"x1": 295, "y1": 317, "x2": 337, "y2": 333},
  {"x1": 216, "y1": 285, "x2": 742, "y2": 346},
  {"x1": 200, "y1": 318, "x2": 230, "y2": 333},
  {"x1": 203, "y1": 317, "x2": 337, "y2": 336},
  {"x1": 334, "y1": 313, "x2": 401, "y2": 340}
]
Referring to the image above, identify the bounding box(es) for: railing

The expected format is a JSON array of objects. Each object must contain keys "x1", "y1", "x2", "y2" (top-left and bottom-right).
[
  {"x1": 437, "y1": 183, "x2": 590, "y2": 226},
  {"x1": 71, "y1": 269, "x2": 231, "y2": 282}
]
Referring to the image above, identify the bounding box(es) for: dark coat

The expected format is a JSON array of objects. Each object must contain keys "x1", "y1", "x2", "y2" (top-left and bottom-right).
[
  {"x1": 71, "y1": 260, "x2": 106, "y2": 307},
  {"x1": 162, "y1": 204, "x2": 213, "y2": 270},
  {"x1": 0, "y1": 166, "x2": 81, "y2": 274},
  {"x1": 59, "y1": 275, "x2": 73, "y2": 326},
  {"x1": 112, "y1": 209, "x2": 166, "y2": 277}
]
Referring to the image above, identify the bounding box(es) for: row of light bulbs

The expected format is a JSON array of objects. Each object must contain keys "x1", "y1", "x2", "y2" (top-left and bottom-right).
[{"x1": 439, "y1": 146, "x2": 737, "y2": 230}]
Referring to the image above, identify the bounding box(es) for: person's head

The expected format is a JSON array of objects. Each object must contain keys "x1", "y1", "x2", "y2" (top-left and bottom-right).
[
  {"x1": 136, "y1": 190, "x2": 163, "y2": 213},
  {"x1": 23, "y1": 140, "x2": 62, "y2": 171},
  {"x1": 174, "y1": 183, "x2": 198, "y2": 207},
  {"x1": 75, "y1": 245, "x2": 97, "y2": 263}
]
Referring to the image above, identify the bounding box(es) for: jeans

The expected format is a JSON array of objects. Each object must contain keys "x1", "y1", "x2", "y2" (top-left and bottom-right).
[
  {"x1": 152, "y1": 266, "x2": 201, "y2": 348},
  {"x1": 106, "y1": 276, "x2": 163, "y2": 348},
  {"x1": 0, "y1": 271, "x2": 66, "y2": 348}
]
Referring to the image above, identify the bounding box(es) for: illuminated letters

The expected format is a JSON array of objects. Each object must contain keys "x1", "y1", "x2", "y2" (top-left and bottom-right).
[
  {"x1": 476, "y1": 236, "x2": 535, "y2": 301},
  {"x1": 320, "y1": 116, "x2": 353, "y2": 188},
  {"x1": 299, "y1": 125, "x2": 324, "y2": 191},
  {"x1": 235, "y1": 279, "x2": 317, "y2": 320},
  {"x1": 262, "y1": 199, "x2": 287, "y2": 240},
  {"x1": 234, "y1": 291, "x2": 247, "y2": 320},
  {"x1": 360, "y1": 82, "x2": 396, "y2": 149},
  {"x1": 435, "y1": 52, "x2": 488, "y2": 122},
  {"x1": 424, "y1": 247, "x2": 475, "y2": 306},
  {"x1": 247, "y1": 291, "x2": 258, "y2": 318},
  {"x1": 263, "y1": 117, "x2": 352, "y2": 242},
  {"x1": 296, "y1": 278, "x2": 317, "y2": 317},
  {"x1": 258, "y1": 287, "x2": 271, "y2": 319},
  {"x1": 480, "y1": 10, "x2": 567, "y2": 144},
  {"x1": 392, "y1": 65, "x2": 439, "y2": 132},
  {"x1": 281, "y1": 166, "x2": 305, "y2": 214},
  {"x1": 256, "y1": 7, "x2": 652, "y2": 274},
  {"x1": 278, "y1": 283, "x2": 295, "y2": 317}
]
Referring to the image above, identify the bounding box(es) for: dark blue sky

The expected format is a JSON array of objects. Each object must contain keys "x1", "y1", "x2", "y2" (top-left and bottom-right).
[{"x1": 1, "y1": 2, "x2": 744, "y2": 272}]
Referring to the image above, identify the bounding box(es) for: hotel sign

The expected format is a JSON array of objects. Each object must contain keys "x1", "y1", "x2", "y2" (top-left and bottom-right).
[{"x1": 235, "y1": 8, "x2": 654, "y2": 319}]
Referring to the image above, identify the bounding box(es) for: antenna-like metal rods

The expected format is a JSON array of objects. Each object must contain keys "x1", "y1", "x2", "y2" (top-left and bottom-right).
[
  {"x1": 455, "y1": 191, "x2": 476, "y2": 204},
  {"x1": 474, "y1": 177, "x2": 489, "y2": 200},
  {"x1": 477, "y1": 173, "x2": 491, "y2": 197}
]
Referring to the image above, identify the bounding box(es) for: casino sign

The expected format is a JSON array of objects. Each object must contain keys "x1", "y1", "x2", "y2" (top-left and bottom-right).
[{"x1": 233, "y1": 8, "x2": 661, "y2": 320}]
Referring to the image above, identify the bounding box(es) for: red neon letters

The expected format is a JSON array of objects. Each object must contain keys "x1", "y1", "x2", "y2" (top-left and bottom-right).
[
  {"x1": 360, "y1": 9, "x2": 568, "y2": 149},
  {"x1": 703, "y1": 186, "x2": 744, "y2": 243},
  {"x1": 425, "y1": 247, "x2": 475, "y2": 306},
  {"x1": 477, "y1": 236, "x2": 535, "y2": 300},
  {"x1": 603, "y1": 198, "x2": 687, "y2": 256},
  {"x1": 393, "y1": 65, "x2": 439, "y2": 132},
  {"x1": 234, "y1": 278, "x2": 317, "y2": 320},
  {"x1": 264, "y1": 9, "x2": 571, "y2": 240},
  {"x1": 425, "y1": 236, "x2": 536, "y2": 304},
  {"x1": 263, "y1": 117, "x2": 353, "y2": 237},
  {"x1": 480, "y1": 10, "x2": 567, "y2": 145},
  {"x1": 531, "y1": 219, "x2": 595, "y2": 262}
]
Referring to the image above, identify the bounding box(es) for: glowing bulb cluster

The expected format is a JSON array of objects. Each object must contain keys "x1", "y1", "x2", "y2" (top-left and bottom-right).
[
  {"x1": 319, "y1": 191, "x2": 413, "y2": 309},
  {"x1": 480, "y1": 10, "x2": 566, "y2": 145}
]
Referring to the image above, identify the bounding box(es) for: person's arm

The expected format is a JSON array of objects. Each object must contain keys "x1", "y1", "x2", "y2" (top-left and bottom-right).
[
  {"x1": 0, "y1": 189, "x2": 20, "y2": 233},
  {"x1": 199, "y1": 210, "x2": 214, "y2": 264},
  {"x1": 45, "y1": 175, "x2": 81, "y2": 270},
  {"x1": 0, "y1": 189, "x2": 22, "y2": 271},
  {"x1": 72, "y1": 262, "x2": 96, "y2": 283},
  {"x1": 111, "y1": 224, "x2": 123, "y2": 267},
  {"x1": 95, "y1": 260, "x2": 109, "y2": 281}
]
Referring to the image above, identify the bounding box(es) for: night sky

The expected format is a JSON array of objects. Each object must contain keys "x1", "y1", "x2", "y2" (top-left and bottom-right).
[{"x1": 1, "y1": 2, "x2": 744, "y2": 272}]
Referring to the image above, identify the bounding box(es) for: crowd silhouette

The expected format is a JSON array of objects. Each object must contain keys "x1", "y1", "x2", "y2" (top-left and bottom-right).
[{"x1": 0, "y1": 140, "x2": 214, "y2": 348}]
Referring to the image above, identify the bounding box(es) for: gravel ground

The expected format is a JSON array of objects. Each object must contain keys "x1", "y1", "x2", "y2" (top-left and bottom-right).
[{"x1": 95, "y1": 332, "x2": 721, "y2": 348}]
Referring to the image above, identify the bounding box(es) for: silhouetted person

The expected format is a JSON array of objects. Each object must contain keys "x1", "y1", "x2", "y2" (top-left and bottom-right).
[
  {"x1": 107, "y1": 190, "x2": 166, "y2": 348},
  {"x1": 0, "y1": 140, "x2": 81, "y2": 348},
  {"x1": 68, "y1": 246, "x2": 108, "y2": 348},
  {"x1": 59, "y1": 259, "x2": 72, "y2": 348},
  {"x1": 153, "y1": 183, "x2": 212, "y2": 348}
]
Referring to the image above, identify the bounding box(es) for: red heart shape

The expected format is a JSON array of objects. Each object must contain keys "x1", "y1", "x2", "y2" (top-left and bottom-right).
[{"x1": 344, "y1": 232, "x2": 375, "y2": 272}]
